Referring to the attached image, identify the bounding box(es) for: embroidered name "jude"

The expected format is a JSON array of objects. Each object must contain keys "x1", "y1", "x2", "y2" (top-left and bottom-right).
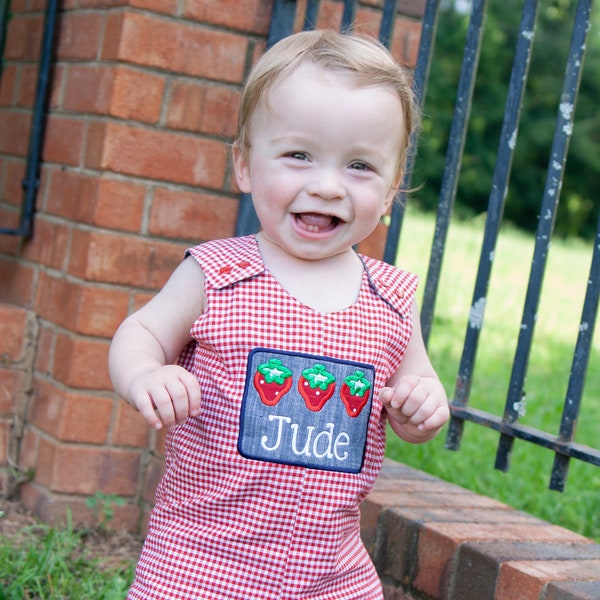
[
  {"x1": 238, "y1": 348, "x2": 375, "y2": 474},
  {"x1": 261, "y1": 417, "x2": 350, "y2": 461}
]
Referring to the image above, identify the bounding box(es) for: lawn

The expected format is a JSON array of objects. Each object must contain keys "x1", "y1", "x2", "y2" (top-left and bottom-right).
[{"x1": 386, "y1": 207, "x2": 600, "y2": 541}]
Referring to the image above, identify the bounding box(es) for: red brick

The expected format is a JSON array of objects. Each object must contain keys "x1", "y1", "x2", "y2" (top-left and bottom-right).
[
  {"x1": 102, "y1": 12, "x2": 247, "y2": 83},
  {"x1": 0, "y1": 111, "x2": 31, "y2": 156},
  {"x1": 0, "y1": 368, "x2": 27, "y2": 412},
  {"x1": 0, "y1": 158, "x2": 26, "y2": 205},
  {"x1": 0, "y1": 64, "x2": 17, "y2": 106},
  {"x1": 16, "y1": 63, "x2": 38, "y2": 107},
  {"x1": 4, "y1": 13, "x2": 43, "y2": 60},
  {"x1": 0, "y1": 303, "x2": 32, "y2": 362},
  {"x1": 45, "y1": 168, "x2": 97, "y2": 221},
  {"x1": 85, "y1": 121, "x2": 229, "y2": 189},
  {"x1": 63, "y1": 65, "x2": 165, "y2": 123},
  {"x1": 42, "y1": 115, "x2": 85, "y2": 166},
  {"x1": 69, "y1": 229, "x2": 186, "y2": 287},
  {"x1": 413, "y1": 524, "x2": 456, "y2": 598},
  {"x1": 30, "y1": 379, "x2": 113, "y2": 443},
  {"x1": 166, "y1": 81, "x2": 241, "y2": 137},
  {"x1": 78, "y1": 284, "x2": 130, "y2": 336},
  {"x1": 55, "y1": 12, "x2": 103, "y2": 60},
  {"x1": 149, "y1": 187, "x2": 238, "y2": 240},
  {"x1": 112, "y1": 401, "x2": 151, "y2": 448},
  {"x1": 46, "y1": 169, "x2": 146, "y2": 231},
  {"x1": 0, "y1": 257, "x2": 35, "y2": 305},
  {"x1": 33, "y1": 326, "x2": 53, "y2": 375},
  {"x1": 21, "y1": 217, "x2": 70, "y2": 269},
  {"x1": 496, "y1": 560, "x2": 600, "y2": 600},
  {"x1": 35, "y1": 273, "x2": 79, "y2": 329},
  {"x1": 183, "y1": 0, "x2": 271, "y2": 34},
  {"x1": 33, "y1": 438, "x2": 141, "y2": 495},
  {"x1": 94, "y1": 178, "x2": 147, "y2": 231},
  {"x1": 412, "y1": 520, "x2": 590, "y2": 598},
  {"x1": 35, "y1": 272, "x2": 129, "y2": 337},
  {"x1": 52, "y1": 332, "x2": 112, "y2": 390}
]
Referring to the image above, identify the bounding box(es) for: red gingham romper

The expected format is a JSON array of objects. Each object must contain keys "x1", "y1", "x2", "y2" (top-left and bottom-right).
[{"x1": 128, "y1": 236, "x2": 417, "y2": 600}]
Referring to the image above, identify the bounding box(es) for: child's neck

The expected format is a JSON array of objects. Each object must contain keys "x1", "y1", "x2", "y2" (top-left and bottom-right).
[{"x1": 256, "y1": 235, "x2": 364, "y2": 313}]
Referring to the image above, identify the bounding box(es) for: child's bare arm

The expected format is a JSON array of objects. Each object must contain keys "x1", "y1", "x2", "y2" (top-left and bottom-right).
[
  {"x1": 109, "y1": 256, "x2": 204, "y2": 430},
  {"x1": 380, "y1": 300, "x2": 450, "y2": 443}
]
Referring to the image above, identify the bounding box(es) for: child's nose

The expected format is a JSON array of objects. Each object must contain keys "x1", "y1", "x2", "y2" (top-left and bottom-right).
[{"x1": 306, "y1": 167, "x2": 346, "y2": 200}]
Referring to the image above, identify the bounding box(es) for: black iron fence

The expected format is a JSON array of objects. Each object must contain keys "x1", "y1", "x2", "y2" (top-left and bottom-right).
[{"x1": 235, "y1": 0, "x2": 600, "y2": 492}]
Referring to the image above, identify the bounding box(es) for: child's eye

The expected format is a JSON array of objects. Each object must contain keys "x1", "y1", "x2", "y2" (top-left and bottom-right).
[
  {"x1": 285, "y1": 152, "x2": 308, "y2": 161},
  {"x1": 349, "y1": 161, "x2": 371, "y2": 172}
]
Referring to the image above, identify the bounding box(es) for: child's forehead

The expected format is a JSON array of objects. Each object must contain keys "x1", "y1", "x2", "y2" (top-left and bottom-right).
[{"x1": 260, "y1": 61, "x2": 397, "y2": 113}]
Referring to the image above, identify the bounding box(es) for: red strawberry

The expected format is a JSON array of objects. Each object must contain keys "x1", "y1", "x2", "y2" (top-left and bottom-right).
[
  {"x1": 253, "y1": 358, "x2": 293, "y2": 406},
  {"x1": 340, "y1": 370, "x2": 371, "y2": 417},
  {"x1": 298, "y1": 363, "x2": 336, "y2": 411}
]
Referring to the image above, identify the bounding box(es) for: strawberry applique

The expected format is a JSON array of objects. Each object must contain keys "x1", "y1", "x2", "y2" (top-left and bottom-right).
[
  {"x1": 253, "y1": 358, "x2": 293, "y2": 406},
  {"x1": 340, "y1": 370, "x2": 371, "y2": 417},
  {"x1": 298, "y1": 363, "x2": 336, "y2": 412}
]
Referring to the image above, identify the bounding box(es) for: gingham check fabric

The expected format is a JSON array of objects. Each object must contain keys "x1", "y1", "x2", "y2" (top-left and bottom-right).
[{"x1": 128, "y1": 236, "x2": 417, "y2": 600}]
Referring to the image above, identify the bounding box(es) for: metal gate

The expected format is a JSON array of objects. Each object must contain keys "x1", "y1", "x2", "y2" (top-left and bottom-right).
[{"x1": 235, "y1": 0, "x2": 600, "y2": 492}]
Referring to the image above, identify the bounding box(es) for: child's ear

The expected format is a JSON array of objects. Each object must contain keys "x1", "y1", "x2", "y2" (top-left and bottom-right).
[{"x1": 232, "y1": 142, "x2": 252, "y2": 193}]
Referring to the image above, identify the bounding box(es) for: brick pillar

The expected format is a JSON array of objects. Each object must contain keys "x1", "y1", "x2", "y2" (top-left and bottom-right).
[
  {"x1": 0, "y1": 0, "x2": 423, "y2": 532},
  {"x1": 0, "y1": 0, "x2": 271, "y2": 531}
]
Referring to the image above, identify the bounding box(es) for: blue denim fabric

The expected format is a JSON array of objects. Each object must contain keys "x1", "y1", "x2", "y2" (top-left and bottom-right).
[{"x1": 238, "y1": 348, "x2": 375, "y2": 474}]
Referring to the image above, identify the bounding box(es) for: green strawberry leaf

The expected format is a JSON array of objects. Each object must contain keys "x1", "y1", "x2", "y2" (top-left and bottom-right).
[
  {"x1": 302, "y1": 364, "x2": 336, "y2": 390},
  {"x1": 257, "y1": 358, "x2": 292, "y2": 384},
  {"x1": 344, "y1": 370, "x2": 371, "y2": 397}
]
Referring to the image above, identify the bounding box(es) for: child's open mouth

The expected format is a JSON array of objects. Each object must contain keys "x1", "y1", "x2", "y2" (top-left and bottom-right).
[{"x1": 294, "y1": 212, "x2": 341, "y2": 234}]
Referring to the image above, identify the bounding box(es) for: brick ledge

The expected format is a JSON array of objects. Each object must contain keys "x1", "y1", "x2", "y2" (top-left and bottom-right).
[{"x1": 360, "y1": 459, "x2": 600, "y2": 600}]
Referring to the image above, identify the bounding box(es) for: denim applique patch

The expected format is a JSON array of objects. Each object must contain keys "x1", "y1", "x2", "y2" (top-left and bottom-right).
[{"x1": 238, "y1": 348, "x2": 375, "y2": 474}]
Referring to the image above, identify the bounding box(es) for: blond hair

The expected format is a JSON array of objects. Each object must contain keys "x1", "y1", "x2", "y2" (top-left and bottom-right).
[{"x1": 235, "y1": 29, "x2": 419, "y2": 178}]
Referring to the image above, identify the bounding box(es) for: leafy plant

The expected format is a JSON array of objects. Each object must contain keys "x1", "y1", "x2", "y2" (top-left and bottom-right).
[
  {"x1": 0, "y1": 512, "x2": 134, "y2": 599},
  {"x1": 85, "y1": 492, "x2": 127, "y2": 532}
]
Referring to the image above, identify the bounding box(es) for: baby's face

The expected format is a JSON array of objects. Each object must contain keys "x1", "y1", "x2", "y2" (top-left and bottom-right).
[{"x1": 233, "y1": 62, "x2": 405, "y2": 262}]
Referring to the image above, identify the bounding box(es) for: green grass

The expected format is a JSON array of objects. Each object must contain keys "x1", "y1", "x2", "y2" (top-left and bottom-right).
[
  {"x1": 386, "y1": 207, "x2": 600, "y2": 541},
  {"x1": 0, "y1": 515, "x2": 135, "y2": 600}
]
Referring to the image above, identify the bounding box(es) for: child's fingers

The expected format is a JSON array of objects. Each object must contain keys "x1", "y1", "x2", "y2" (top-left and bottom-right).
[
  {"x1": 179, "y1": 371, "x2": 202, "y2": 417},
  {"x1": 134, "y1": 392, "x2": 166, "y2": 430},
  {"x1": 416, "y1": 405, "x2": 451, "y2": 432}
]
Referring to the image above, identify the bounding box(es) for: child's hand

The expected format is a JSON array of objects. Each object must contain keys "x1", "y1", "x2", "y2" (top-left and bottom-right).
[
  {"x1": 380, "y1": 374, "x2": 449, "y2": 443},
  {"x1": 127, "y1": 365, "x2": 201, "y2": 430}
]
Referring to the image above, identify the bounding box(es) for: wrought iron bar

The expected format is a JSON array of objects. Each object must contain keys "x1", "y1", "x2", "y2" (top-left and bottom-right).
[
  {"x1": 379, "y1": 0, "x2": 399, "y2": 49},
  {"x1": 303, "y1": 0, "x2": 320, "y2": 30},
  {"x1": 446, "y1": 0, "x2": 540, "y2": 451},
  {"x1": 495, "y1": 0, "x2": 592, "y2": 475},
  {"x1": 383, "y1": 0, "x2": 440, "y2": 265},
  {"x1": 340, "y1": 0, "x2": 357, "y2": 33},
  {"x1": 550, "y1": 213, "x2": 600, "y2": 490},
  {"x1": 419, "y1": 0, "x2": 488, "y2": 345},
  {"x1": 0, "y1": 0, "x2": 58, "y2": 237},
  {"x1": 451, "y1": 405, "x2": 600, "y2": 467},
  {"x1": 0, "y1": 0, "x2": 10, "y2": 78}
]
